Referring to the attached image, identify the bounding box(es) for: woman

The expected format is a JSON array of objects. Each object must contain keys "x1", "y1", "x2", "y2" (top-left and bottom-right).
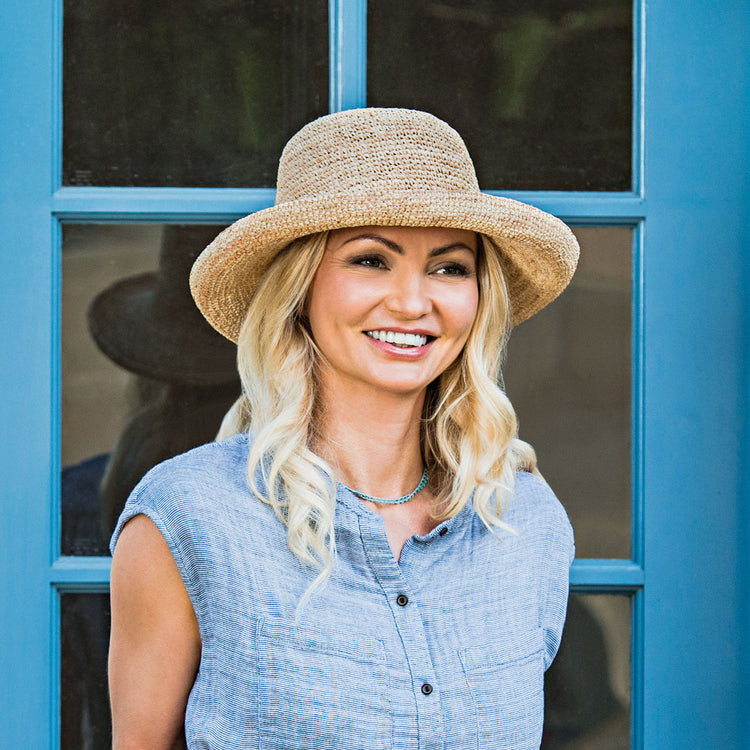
[{"x1": 109, "y1": 107, "x2": 579, "y2": 750}]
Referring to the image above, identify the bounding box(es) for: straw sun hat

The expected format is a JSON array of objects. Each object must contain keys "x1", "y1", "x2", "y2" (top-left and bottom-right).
[{"x1": 190, "y1": 107, "x2": 579, "y2": 342}]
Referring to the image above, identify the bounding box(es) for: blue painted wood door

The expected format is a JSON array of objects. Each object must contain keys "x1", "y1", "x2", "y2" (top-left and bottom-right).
[{"x1": 0, "y1": 0, "x2": 748, "y2": 747}]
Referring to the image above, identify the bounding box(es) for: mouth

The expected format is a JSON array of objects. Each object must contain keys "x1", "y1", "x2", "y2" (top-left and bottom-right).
[{"x1": 365, "y1": 330, "x2": 433, "y2": 348}]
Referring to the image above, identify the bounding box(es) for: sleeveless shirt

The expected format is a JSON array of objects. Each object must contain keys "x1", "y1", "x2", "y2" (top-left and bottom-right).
[{"x1": 111, "y1": 433, "x2": 574, "y2": 750}]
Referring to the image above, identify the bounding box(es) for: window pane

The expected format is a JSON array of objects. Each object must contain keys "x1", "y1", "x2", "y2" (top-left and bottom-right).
[
  {"x1": 367, "y1": 0, "x2": 632, "y2": 190},
  {"x1": 61, "y1": 593, "x2": 111, "y2": 750},
  {"x1": 63, "y1": 0, "x2": 328, "y2": 186},
  {"x1": 504, "y1": 227, "x2": 632, "y2": 559},
  {"x1": 544, "y1": 594, "x2": 631, "y2": 748},
  {"x1": 61, "y1": 225, "x2": 239, "y2": 555}
]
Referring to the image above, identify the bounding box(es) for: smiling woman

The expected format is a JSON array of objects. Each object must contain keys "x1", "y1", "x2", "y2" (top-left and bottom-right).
[{"x1": 109, "y1": 108, "x2": 579, "y2": 750}]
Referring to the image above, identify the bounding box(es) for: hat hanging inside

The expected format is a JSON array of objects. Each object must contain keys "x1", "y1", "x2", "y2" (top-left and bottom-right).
[{"x1": 89, "y1": 225, "x2": 238, "y2": 385}]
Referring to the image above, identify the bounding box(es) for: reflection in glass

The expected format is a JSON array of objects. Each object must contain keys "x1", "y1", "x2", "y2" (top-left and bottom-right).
[
  {"x1": 368, "y1": 0, "x2": 632, "y2": 190},
  {"x1": 61, "y1": 225, "x2": 240, "y2": 555},
  {"x1": 61, "y1": 594, "x2": 111, "y2": 750},
  {"x1": 504, "y1": 227, "x2": 632, "y2": 559},
  {"x1": 544, "y1": 594, "x2": 631, "y2": 749},
  {"x1": 63, "y1": 1, "x2": 328, "y2": 186}
]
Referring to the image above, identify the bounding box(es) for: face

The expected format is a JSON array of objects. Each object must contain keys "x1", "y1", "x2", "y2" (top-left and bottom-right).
[{"x1": 305, "y1": 225, "x2": 479, "y2": 399}]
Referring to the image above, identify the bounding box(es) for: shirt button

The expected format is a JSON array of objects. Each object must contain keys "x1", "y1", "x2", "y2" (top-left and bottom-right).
[
  {"x1": 421, "y1": 683, "x2": 433, "y2": 695},
  {"x1": 439, "y1": 528, "x2": 448, "y2": 537},
  {"x1": 396, "y1": 594, "x2": 409, "y2": 607}
]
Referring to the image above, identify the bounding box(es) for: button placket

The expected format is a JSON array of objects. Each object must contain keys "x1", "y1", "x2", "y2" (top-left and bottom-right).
[{"x1": 357, "y1": 513, "x2": 445, "y2": 748}]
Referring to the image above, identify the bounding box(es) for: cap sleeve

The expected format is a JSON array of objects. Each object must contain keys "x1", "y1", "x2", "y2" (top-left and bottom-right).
[{"x1": 537, "y1": 493, "x2": 575, "y2": 670}]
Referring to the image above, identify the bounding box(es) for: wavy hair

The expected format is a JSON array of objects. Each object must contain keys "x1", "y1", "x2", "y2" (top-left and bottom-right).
[{"x1": 219, "y1": 230, "x2": 539, "y2": 597}]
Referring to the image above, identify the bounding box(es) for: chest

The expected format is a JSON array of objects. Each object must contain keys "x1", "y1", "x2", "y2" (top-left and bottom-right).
[{"x1": 186, "y1": 511, "x2": 547, "y2": 750}]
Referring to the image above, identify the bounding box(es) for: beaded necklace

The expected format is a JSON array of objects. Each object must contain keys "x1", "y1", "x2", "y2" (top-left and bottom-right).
[{"x1": 345, "y1": 468, "x2": 429, "y2": 505}]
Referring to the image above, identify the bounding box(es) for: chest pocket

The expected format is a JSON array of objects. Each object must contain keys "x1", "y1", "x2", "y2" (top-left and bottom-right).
[
  {"x1": 458, "y1": 627, "x2": 546, "y2": 750},
  {"x1": 257, "y1": 620, "x2": 393, "y2": 750}
]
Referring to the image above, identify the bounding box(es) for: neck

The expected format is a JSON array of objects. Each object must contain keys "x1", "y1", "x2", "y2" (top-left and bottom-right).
[{"x1": 312, "y1": 377, "x2": 427, "y2": 499}]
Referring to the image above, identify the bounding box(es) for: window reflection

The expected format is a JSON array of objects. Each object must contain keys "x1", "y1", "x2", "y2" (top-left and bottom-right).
[
  {"x1": 368, "y1": 0, "x2": 632, "y2": 190},
  {"x1": 544, "y1": 594, "x2": 631, "y2": 749},
  {"x1": 504, "y1": 227, "x2": 632, "y2": 559},
  {"x1": 61, "y1": 225, "x2": 239, "y2": 555},
  {"x1": 61, "y1": 593, "x2": 111, "y2": 750},
  {"x1": 63, "y1": 0, "x2": 328, "y2": 186}
]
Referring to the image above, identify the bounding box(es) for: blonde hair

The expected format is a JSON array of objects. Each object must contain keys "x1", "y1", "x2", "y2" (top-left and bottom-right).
[{"x1": 220, "y1": 231, "x2": 539, "y2": 596}]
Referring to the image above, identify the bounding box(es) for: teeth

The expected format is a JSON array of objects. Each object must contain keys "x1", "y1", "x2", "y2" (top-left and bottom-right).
[{"x1": 367, "y1": 330, "x2": 428, "y2": 347}]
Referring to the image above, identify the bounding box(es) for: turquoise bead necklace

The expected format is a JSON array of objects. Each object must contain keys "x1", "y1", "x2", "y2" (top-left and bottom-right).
[{"x1": 345, "y1": 468, "x2": 429, "y2": 505}]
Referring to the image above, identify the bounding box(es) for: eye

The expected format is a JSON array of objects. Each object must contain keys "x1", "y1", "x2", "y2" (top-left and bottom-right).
[
  {"x1": 350, "y1": 254, "x2": 388, "y2": 269},
  {"x1": 434, "y1": 262, "x2": 472, "y2": 277}
]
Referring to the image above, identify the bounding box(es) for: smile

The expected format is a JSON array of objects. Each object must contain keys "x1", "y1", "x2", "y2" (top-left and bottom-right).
[{"x1": 365, "y1": 330, "x2": 430, "y2": 348}]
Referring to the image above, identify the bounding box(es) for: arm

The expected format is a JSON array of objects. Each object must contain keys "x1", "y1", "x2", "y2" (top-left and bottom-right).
[{"x1": 109, "y1": 514, "x2": 201, "y2": 750}]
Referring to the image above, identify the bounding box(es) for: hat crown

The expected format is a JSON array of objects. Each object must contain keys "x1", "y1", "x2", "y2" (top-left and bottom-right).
[{"x1": 275, "y1": 108, "x2": 479, "y2": 204}]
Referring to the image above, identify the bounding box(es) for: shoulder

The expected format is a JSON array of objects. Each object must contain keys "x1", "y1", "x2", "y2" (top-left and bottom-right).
[
  {"x1": 109, "y1": 433, "x2": 255, "y2": 553},
  {"x1": 505, "y1": 470, "x2": 574, "y2": 556},
  {"x1": 135, "y1": 432, "x2": 250, "y2": 496},
  {"x1": 509, "y1": 471, "x2": 570, "y2": 522}
]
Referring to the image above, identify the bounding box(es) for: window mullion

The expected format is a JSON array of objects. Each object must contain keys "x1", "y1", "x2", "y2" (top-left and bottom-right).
[{"x1": 329, "y1": 0, "x2": 367, "y2": 111}]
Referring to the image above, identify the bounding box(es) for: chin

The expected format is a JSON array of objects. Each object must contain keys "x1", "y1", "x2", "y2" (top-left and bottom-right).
[{"x1": 367, "y1": 379, "x2": 433, "y2": 397}]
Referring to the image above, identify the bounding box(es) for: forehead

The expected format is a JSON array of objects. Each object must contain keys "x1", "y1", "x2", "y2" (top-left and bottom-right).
[{"x1": 326, "y1": 225, "x2": 477, "y2": 251}]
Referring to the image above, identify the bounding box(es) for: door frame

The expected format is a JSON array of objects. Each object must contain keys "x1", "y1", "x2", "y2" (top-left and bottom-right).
[{"x1": 0, "y1": 0, "x2": 748, "y2": 747}]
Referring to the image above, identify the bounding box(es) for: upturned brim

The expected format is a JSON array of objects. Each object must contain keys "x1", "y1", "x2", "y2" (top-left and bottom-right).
[
  {"x1": 190, "y1": 189, "x2": 579, "y2": 342},
  {"x1": 88, "y1": 273, "x2": 239, "y2": 385}
]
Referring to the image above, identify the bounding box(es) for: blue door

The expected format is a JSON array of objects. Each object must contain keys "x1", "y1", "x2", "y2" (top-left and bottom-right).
[{"x1": 0, "y1": 1, "x2": 748, "y2": 747}]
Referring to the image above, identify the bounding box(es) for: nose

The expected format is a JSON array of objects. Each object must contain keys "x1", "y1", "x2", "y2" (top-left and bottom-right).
[{"x1": 384, "y1": 270, "x2": 432, "y2": 319}]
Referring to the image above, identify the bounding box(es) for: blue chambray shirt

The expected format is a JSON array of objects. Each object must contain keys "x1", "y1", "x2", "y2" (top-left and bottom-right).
[{"x1": 111, "y1": 433, "x2": 574, "y2": 750}]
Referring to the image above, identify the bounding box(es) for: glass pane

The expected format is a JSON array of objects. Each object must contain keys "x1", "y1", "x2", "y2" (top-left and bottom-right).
[
  {"x1": 61, "y1": 593, "x2": 111, "y2": 750},
  {"x1": 367, "y1": 0, "x2": 632, "y2": 191},
  {"x1": 544, "y1": 594, "x2": 631, "y2": 749},
  {"x1": 63, "y1": 1, "x2": 328, "y2": 187},
  {"x1": 61, "y1": 225, "x2": 240, "y2": 555},
  {"x1": 504, "y1": 227, "x2": 632, "y2": 558}
]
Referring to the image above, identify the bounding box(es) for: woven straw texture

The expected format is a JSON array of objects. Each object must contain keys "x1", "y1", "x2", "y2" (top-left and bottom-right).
[{"x1": 190, "y1": 108, "x2": 580, "y2": 342}]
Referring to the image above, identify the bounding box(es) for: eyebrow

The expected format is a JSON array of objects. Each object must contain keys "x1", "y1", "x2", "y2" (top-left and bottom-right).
[{"x1": 339, "y1": 232, "x2": 476, "y2": 257}]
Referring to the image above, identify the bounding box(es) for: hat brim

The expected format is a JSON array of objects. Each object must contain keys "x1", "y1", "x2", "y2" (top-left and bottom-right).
[
  {"x1": 190, "y1": 189, "x2": 579, "y2": 342},
  {"x1": 88, "y1": 273, "x2": 239, "y2": 385}
]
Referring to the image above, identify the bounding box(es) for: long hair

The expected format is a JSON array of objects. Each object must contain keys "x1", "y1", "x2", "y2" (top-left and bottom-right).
[{"x1": 220, "y1": 231, "x2": 538, "y2": 596}]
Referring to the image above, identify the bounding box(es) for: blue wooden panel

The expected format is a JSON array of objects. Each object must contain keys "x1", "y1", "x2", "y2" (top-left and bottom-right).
[
  {"x1": 53, "y1": 186, "x2": 277, "y2": 222},
  {"x1": 642, "y1": 1, "x2": 749, "y2": 747},
  {"x1": 0, "y1": 0, "x2": 56, "y2": 745},
  {"x1": 329, "y1": 0, "x2": 367, "y2": 111},
  {"x1": 631, "y1": 0, "x2": 645, "y2": 194},
  {"x1": 569, "y1": 561, "x2": 643, "y2": 591},
  {"x1": 52, "y1": 187, "x2": 646, "y2": 223},
  {"x1": 51, "y1": 558, "x2": 112, "y2": 591}
]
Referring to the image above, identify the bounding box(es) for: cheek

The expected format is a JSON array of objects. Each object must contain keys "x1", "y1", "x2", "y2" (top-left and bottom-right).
[
  {"x1": 309, "y1": 270, "x2": 380, "y2": 331},
  {"x1": 450, "y1": 287, "x2": 480, "y2": 339},
  {"x1": 306, "y1": 268, "x2": 337, "y2": 331},
  {"x1": 306, "y1": 269, "x2": 368, "y2": 348}
]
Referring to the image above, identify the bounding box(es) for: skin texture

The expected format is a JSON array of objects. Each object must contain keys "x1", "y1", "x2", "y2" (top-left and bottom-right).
[
  {"x1": 109, "y1": 515, "x2": 200, "y2": 749},
  {"x1": 108, "y1": 226, "x2": 480, "y2": 746}
]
